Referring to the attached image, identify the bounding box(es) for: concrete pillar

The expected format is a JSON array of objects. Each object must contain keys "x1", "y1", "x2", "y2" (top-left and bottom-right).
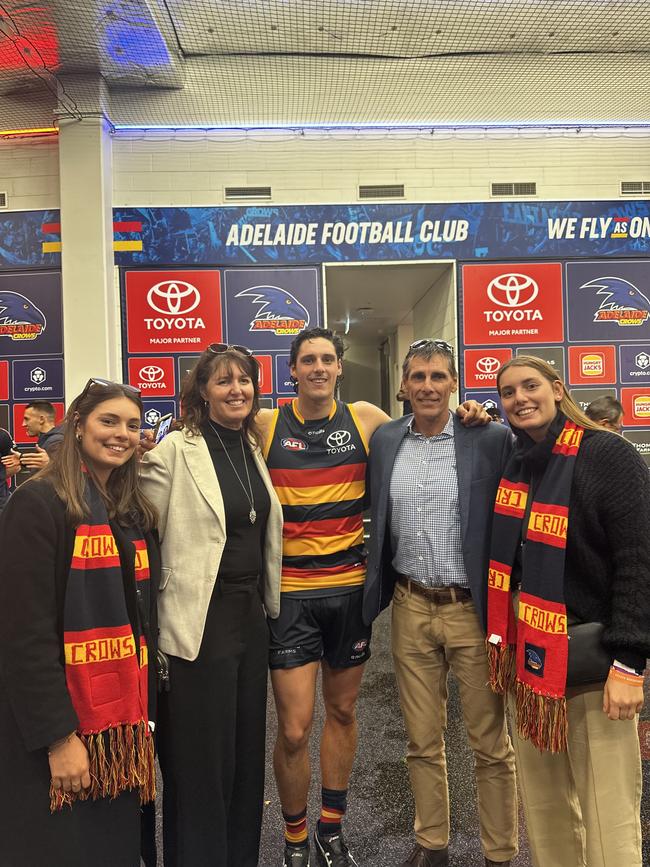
[{"x1": 58, "y1": 113, "x2": 118, "y2": 401}]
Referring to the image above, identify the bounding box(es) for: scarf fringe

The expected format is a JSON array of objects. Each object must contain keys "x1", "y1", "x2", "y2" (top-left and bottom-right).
[
  {"x1": 515, "y1": 679, "x2": 568, "y2": 754},
  {"x1": 487, "y1": 640, "x2": 516, "y2": 695},
  {"x1": 49, "y1": 721, "x2": 156, "y2": 812}
]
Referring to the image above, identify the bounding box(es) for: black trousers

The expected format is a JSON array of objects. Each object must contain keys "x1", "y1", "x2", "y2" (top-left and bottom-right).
[{"x1": 158, "y1": 575, "x2": 269, "y2": 867}]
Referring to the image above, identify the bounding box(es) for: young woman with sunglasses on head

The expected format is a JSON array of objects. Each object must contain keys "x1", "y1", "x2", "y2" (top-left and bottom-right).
[
  {"x1": 140, "y1": 343, "x2": 283, "y2": 867},
  {"x1": 0, "y1": 379, "x2": 160, "y2": 867},
  {"x1": 487, "y1": 356, "x2": 650, "y2": 867}
]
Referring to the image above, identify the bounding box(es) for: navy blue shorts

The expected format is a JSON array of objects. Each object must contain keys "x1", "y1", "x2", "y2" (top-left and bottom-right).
[{"x1": 268, "y1": 588, "x2": 372, "y2": 670}]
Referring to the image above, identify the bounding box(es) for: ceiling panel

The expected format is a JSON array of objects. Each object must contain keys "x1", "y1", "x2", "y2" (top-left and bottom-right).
[{"x1": 0, "y1": 0, "x2": 648, "y2": 131}]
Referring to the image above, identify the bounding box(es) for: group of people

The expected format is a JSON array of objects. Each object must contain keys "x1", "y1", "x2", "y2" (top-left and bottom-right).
[{"x1": 0, "y1": 327, "x2": 647, "y2": 867}]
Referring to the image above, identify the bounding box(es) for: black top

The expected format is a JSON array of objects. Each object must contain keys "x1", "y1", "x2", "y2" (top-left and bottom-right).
[
  {"x1": 0, "y1": 427, "x2": 14, "y2": 500},
  {"x1": 38, "y1": 423, "x2": 65, "y2": 453},
  {"x1": 516, "y1": 418, "x2": 650, "y2": 671},
  {"x1": 201, "y1": 420, "x2": 270, "y2": 580}
]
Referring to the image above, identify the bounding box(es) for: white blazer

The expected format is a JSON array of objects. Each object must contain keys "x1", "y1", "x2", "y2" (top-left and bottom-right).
[{"x1": 140, "y1": 427, "x2": 283, "y2": 661}]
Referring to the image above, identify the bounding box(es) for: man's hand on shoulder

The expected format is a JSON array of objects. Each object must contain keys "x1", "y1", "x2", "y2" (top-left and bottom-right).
[
  {"x1": 351, "y1": 401, "x2": 392, "y2": 442},
  {"x1": 456, "y1": 400, "x2": 490, "y2": 427}
]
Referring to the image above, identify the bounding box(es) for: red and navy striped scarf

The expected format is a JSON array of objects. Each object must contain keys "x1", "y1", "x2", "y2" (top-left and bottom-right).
[
  {"x1": 51, "y1": 478, "x2": 155, "y2": 811},
  {"x1": 487, "y1": 413, "x2": 583, "y2": 753}
]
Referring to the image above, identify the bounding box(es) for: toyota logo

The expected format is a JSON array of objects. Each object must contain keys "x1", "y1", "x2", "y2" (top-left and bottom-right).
[
  {"x1": 147, "y1": 280, "x2": 200, "y2": 316},
  {"x1": 487, "y1": 273, "x2": 539, "y2": 308},
  {"x1": 476, "y1": 356, "x2": 501, "y2": 374},
  {"x1": 139, "y1": 365, "x2": 164, "y2": 382},
  {"x1": 327, "y1": 430, "x2": 351, "y2": 448}
]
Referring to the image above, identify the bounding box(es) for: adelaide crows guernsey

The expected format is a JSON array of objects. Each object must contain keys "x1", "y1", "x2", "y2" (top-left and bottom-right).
[{"x1": 264, "y1": 399, "x2": 369, "y2": 597}]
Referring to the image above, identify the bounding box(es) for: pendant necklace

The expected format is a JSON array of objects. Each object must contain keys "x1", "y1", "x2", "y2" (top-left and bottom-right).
[{"x1": 208, "y1": 420, "x2": 257, "y2": 524}]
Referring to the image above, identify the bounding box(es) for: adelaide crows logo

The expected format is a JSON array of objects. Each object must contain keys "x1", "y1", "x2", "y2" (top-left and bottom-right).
[
  {"x1": 236, "y1": 285, "x2": 310, "y2": 336},
  {"x1": 0, "y1": 291, "x2": 46, "y2": 341},
  {"x1": 581, "y1": 276, "x2": 650, "y2": 327}
]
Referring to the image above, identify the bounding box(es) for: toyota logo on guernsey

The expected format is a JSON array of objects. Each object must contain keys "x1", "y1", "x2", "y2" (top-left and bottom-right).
[
  {"x1": 326, "y1": 429, "x2": 356, "y2": 454},
  {"x1": 486, "y1": 273, "x2": 540, "y2": 319},
  {"x1": 145, "y1": 280, "x2": 203, "y2": 331}
]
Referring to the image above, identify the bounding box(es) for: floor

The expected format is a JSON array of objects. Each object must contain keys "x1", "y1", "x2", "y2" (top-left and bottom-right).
[{"x1": 154, "y1": 607, "x2": 650, "y2": 866}]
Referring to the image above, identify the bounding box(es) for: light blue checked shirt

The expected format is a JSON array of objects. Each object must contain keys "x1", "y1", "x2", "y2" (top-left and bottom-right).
[{"x1": 388, "y1": 412, "x2": 469, "y2": 589}]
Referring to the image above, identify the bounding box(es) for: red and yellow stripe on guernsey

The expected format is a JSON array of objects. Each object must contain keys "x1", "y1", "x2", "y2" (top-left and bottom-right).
[
  {"x1": 71, "y1": 524, "x2": 121, "y2": 569},
  {"x1": 518, "y1": 594, "x2": 568, "y2": 636},
  {"x1": 494, "y1": 480, "x2": 528, "y2": 519},
  {"x1": 269, "y1": 463, "x2": 366, "y2": 507},
  {"x1": 283, "y1": 514, "x2": 364, "y2": 557},
  {"x1": 134, "y1": 539, "x2": 150, "y2": 581},
  {"x1": 526, "y1": 502, "x2": 568, "y2": 549},
  {"x1": 552, "y1": 421, "x2": 583, "y2": 456},
  {"x1": 64, "y1": 624, "x2": 148, "y2": 667},
  {"x1": 488, "y1": 559, "x2": 511, "y2": 593},
  {"x1": 281, "y1": 562, "x2": 366, "y2": 594}
]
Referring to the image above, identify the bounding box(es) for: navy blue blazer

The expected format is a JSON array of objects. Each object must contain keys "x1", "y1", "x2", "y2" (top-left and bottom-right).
[{"x1": 363, "y1": 414, "x2": 513, "y2": 629}]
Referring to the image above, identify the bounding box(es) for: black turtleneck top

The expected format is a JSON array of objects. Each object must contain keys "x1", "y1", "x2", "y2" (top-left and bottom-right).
[{"x1": 200, "y1": 420, "x2": 270, "y2": 580}]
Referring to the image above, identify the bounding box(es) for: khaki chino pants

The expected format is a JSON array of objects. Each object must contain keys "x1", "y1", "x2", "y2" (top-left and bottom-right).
[{"x1": 391, "y1": 581, "x2": 518, "y2": 861}]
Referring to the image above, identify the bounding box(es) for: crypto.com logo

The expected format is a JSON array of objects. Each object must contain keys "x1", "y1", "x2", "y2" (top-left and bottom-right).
[
  {"x1": 139, "y1": 365, "x2": 165, "y2": 383},
  {"x1": 146, "y1": 280, "x2": 200, "y2": 316},
  {"x1": 487, "y1": 273, "x2": 539, "y2": 308},
  {"x1": 476, "y1": 357, "x2": 501, "y2": 375}
]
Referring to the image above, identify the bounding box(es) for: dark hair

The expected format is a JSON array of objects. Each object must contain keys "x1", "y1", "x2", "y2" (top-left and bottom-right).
[
  {"x1": 402, "y1": 341, "x2": 457, "y2": 380},
  {"x1": 37, "y1": 382, "x2": 157, "y2": 530},
  {"x1": 585, "y1": 395, "x2": 624, "y2": 425},
  {"x1": 26, "y1": 400, "x2": 56, "y2": 421},
  {"x1": 289, "y1": 327, "x2": 345, "y2": 368},
  {"x1": 179, "y1": 347, "x2": 262, "y2": 448},
  {"x1": 496, "y1": 356, "x2": 603, "y2": 433}
]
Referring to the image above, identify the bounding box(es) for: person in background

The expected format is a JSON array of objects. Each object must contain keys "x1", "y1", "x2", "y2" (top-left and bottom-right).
[
  {"x1": 0, "y1": 426, "x2": 18, "y2": 512},
  {"x1": 140, "y1": 344, "x2": 283, "y2": 867},
  {"x1": 584, "y1": 395, "x2": 624, "y2": 433},
  {"x1": 19, "y1": 400, "x2": 66, "y2": 471},
  {"x1": 489, "y1": 356, "x2": 649, "y2": 867},
  {"x1": 0, "y1": 379, "x2": 159, "y2": 867},
  {"x1": 364, "y1": 339, "x2": 517, "y2": 867}
]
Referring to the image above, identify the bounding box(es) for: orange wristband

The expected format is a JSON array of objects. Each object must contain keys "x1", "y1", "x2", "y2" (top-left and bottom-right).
[{"x1": 608, "y1": 666, "x2": 644, "y2": 686}]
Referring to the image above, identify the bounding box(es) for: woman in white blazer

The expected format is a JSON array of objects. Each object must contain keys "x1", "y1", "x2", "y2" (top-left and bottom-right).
[{"x1": 140, "y1": 344, "x2": 283, "y2": 867}]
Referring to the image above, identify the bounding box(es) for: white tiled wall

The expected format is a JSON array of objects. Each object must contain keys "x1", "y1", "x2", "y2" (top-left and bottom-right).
[
  {"x1": 0, "y1": 138, "x2": 60, "y2": 211},
  {"x1": 112, "y1": 130, "x2": 650, "y2": 206}
]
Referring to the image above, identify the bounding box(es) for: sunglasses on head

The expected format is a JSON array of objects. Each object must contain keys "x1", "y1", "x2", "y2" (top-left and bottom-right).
[
  {"x1": 207, "y1": 343, "x2": 254, "y2": 356},
  {"x1": 80, "y1": 378, "x2": 141, "y2": 399},
  {"x1": 408, "y1": 338, "x2": 454, "y2": 354}
]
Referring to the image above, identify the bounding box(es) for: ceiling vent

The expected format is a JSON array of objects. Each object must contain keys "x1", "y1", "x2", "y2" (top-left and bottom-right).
[
  {"x1": 620, "y1": 181, "x2": 650, "y2": 196},
  {"x1": 490, "y1": 181, "x2": 537, "y2": 197},
  {"x1": 0, "y1": 192, "x2": 7, "y2": 209},
  {"x1": 358, "y1": 184, "x2": 405, "y2": 199},
  {"x1": 224, "y1": 186, "x2": 272, "y2": 200}
]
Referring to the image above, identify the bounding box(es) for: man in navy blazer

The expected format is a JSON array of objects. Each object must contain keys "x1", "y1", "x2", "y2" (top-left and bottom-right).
[{"x1": 363, "y1": 339, "x2": 517, "y2": 867}]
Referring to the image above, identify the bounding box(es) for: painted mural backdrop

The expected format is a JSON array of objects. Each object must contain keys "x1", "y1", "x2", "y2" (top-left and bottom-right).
[
  {"x1": 0, "y1": 270, "x2": 64, "y2": 452},
  {"x1": 120, "y1": 267, "x2": 321, "y2": 423},
  {"x1": 458, "y1": 259, "x2": 650, "y2": 465}
]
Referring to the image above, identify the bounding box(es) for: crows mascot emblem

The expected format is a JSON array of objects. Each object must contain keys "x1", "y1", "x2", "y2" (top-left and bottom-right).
[
  {"x1": 581, "y1": 276, "x2": 650, "y2": 326},
  {"x1": 0, "y1": 291, "x2": 47, "y2": 340},
  {"x1": 236, "y1": 285, "x2": 310, "y2": 335}
]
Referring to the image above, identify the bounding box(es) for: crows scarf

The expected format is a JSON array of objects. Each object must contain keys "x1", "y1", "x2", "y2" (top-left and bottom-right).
[
  {"x1": 486, "y1": 413, "x2": 584, "y2": 753},
  {"x1": 51, "y1": 478, "x2": 155, "y2": 811}
]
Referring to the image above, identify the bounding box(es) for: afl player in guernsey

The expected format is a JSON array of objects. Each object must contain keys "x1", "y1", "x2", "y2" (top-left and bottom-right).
[{"x1": 256, "y1": 327, "x2": 488, "y2": 867}]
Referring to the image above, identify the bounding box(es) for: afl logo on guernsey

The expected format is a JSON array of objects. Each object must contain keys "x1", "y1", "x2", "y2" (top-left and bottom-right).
[{"x1": 281, "y1": 437, "x2": 308, "y2": 451}]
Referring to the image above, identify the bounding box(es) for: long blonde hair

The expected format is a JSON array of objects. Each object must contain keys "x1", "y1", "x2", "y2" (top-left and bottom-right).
[
  {"x1": 496, "y1": 356, "x2": 604, "y2": 433},
  {"x1": 37, "y1": 382, "x2": 158, "y2": 530}
]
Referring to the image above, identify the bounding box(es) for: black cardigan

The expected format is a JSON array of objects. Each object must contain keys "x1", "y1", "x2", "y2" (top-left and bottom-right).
[
  {"x1": 0, "y1": 478, "x2": 160, "y2": 752},
  {"x1": 521, "y1": 424, "x2": 650, "y2": 672}
]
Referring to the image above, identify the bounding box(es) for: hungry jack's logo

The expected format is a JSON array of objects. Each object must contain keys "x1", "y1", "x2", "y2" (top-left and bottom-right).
[
  {"x1": 236, "y1": 285, "x2": 310, "y2": 336},
  {"x1": 581, "y1": 276, "x2": 650, "y2": 327},
  {"x1": 0, "y1": 291, "x2": 46, "y2": 341}
]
